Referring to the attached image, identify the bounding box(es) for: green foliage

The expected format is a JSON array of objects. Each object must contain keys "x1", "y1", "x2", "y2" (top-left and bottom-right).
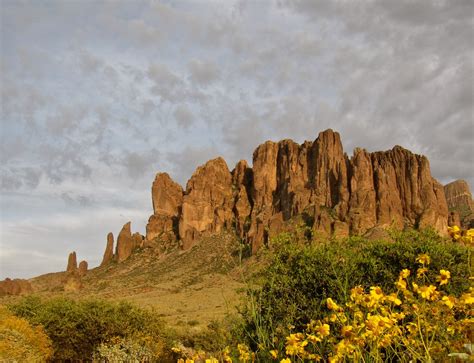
[
  {"x1": 0, "y1": 305, "x2": 53, "y2": 362},
  {"x1": 238, "y1": 229, "x2": 471, "y2": 351},
  {"x1": 9, "y1": 296, "x2": 172, "y2": 361}
]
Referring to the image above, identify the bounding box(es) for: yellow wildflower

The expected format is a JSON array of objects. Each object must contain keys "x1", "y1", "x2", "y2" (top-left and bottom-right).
[
  {"x1": 350, "y1": 285, "x2": 364, "y2": 302},
  {"x1": 386, "y1": 293, "x2": 402, "y2": 305},
  {"x1": 460, "y1": 292, "x2": 474, "y2": 305},
  {"x1": 417, "y1": 285, "x2": 437, "y2": 300},
  {"x1": 441, "y1": 295, "x2": 455, "y2": 309},
  {"x1": 396, "y1": 277, "x2": 407, "y2": 290},
  {"x1": 437, "y1": 269, "x2": 451, "y2": 285},
  {"x1": 370, "y1": 286, "x2": 384, "y2": 301},
  {"x1": 416, "y1": 267, "x2": 428, "y2": 278},
  {"x1": 280, "y1": 359, "x2": 291, "y2": 363},
  {"x1": 285, "y1": 333, "x2": 307, "y2": 356},
  {"x1": 400, "y1": 269, "x2": 410, "y2": 279},
  {"x1": 316, "y1": 323, "x2": 330, "y2": 338},
  {"x1": 237, "y1": 344, "x2": 251, "y2": 361},
  {"x1": 416, "y1": 254, "x2": 431, "y2": 265},
  {"x1": 270, "y1": 350, "x2": 278, "y2": 359},
  {"x1": 327, "y1": 298, "x2": 341, "y2": 311},
  {"x1": 341, "y1": 325, "x2": 353, "y2": 338}
]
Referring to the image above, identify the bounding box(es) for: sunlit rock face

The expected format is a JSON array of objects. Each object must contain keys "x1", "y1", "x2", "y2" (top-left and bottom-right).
[{"x1": 102, "y1": 129, "x2": 450, "y2": 258}]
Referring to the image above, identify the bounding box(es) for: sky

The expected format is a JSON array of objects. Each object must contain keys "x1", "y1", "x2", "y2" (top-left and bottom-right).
[{"x1": 1, "y1": 0, "x2": 473, "y2": 279}]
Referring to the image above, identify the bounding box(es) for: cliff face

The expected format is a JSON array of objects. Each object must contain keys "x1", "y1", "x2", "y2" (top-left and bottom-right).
[
  {"x1": 137, "y1": 129, "x2": 448, "y2": 254},
  {"x1": 444, "y1": 180, "x2": 474, "y2": 228}
]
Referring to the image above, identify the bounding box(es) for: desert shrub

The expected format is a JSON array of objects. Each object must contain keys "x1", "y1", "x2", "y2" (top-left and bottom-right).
[
  {"x1": 238, "y1": 229, "x2": 471, "y2": 352},
  {"x1": 9, "y1": 296, "x2": 172, "y2": 361},
  {"x1": 0, "y1": 305, "x2": 53, "y2": 361},
  {"x1": 254, "y1": 256, "x2": 473, "y2": 362}
]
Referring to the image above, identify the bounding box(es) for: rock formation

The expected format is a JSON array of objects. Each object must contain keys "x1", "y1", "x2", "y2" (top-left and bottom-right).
[
  {"x1": 100, "y1": 232, "x2": 114, "y2": 266},
  {"x1": 146, "y1": 173, "x2": 183, "y2": 245},
  {"x1": 444, "y1": 180, "x2": 474, "y2": 228},
  {"x1": 178, "y1": 157, "x2": 234, "y2": 250},
  {"x1": 66, "y1": 251, "x2": 77, "y2": 272},
  {"x1": 0, "y1": 278, "x2": 33, "y2": 296},
  {"x1": 104, "y1": 129, "x2": 450, "y2": 260},
  {"x1": 115, "y1": 222, "x2": 143, "y2": 262},
  {"x1": 78, "y1": 260, "x2": 88, "y2": 276}
]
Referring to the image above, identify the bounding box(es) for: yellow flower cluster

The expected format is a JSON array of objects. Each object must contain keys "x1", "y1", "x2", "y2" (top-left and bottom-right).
[
  {"x1": 448, "y1": 225, "x2": 474, "y2": 244},
  {"x1": 265, "y1": 254, "x2": 472, "y2": 363}
]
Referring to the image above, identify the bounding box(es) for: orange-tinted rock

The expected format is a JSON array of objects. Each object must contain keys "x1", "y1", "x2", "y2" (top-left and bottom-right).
[
  {"x1": 247, "y1": 141, "x2": 279, "y2": 252},
  {"x1": 309, "y1": 130, "x2": 349, "y2": 220},
  {"x1": 78, "y1": 260, "x2": 88, "y2": 276},
  {"x1": 348, "y1": 148, "x2": 377, "y2": 234},
  {"x1": 372, "y1": 146, "x2": 448, "y2": 232},
  {"x1": 179, "y1": 157, "x2": 234, "y2": 249},
  {"x1": 115, "y1": 222, "x2": 135, "y2": 262},
  {"x1": 66, "y1": 251, "x2": 77, "y2": 272},
  {"x1": 444, "y1": 180, "x2": 474, "y2": 228},
  {"x1": 100, "y1": 232, "x2": 114, "y2": 266},
  {"x1": 142, "y1": 128, "x2": 449, "y2": 254},
  {"x1": 232, "y1": 160, "x2": 253, "y2": 239},
  {"x1": 0, "y1": 278, "x2": 33, "y2": 296},
  {"x1": 448, "y1": 211, "x2": 461, "y2": 227},
  {"x1": 146, "y1": 173, "x2": 183, "y2": 243}
]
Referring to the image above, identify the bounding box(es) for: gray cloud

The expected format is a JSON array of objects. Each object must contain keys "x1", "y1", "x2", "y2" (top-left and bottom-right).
[
  {"x1": 1, "y1": 0, "x2": 472, "y2": 278},
  {"x1": 188, "y1": 59, "x2": 220, "y2": 85}
]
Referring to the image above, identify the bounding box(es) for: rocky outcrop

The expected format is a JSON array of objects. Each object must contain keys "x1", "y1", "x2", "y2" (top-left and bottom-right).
[
  {"x1": 179, "y1": 157, "x2": 234, "y2": 250},
  {"x1": 128, "y1": 129, "x2": 449, "y2": 255},
  {"x1": 146, "y1": 173, "x2": 183, "y2": 244},
  {"x1": 100, "y1": 232, "x2": 114, "y2": 266},
  {"x1": 78, "y1": 260, "x2": 88, "y2": 276},
  {"x1": 232, "y1": 160, "x2": 253, "y2": 239},
  {"x1": 444, "y1": 180, "x2": 474, "y2": 228},
  {"x1": 115, "y1": 222, "x2": 143, "y2": 262},
  {"x1": 370, "y1": 146, "x2": 448, "y2": 232},
  {"x1": 0, "y1": 278, "x2": 33, "y2": 296},
  {"x1": 66, "y1": 252, "x2": 77, "y2": 272}
]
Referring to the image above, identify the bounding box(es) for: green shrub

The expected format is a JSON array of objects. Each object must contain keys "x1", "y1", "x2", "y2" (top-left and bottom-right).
[
  {"x1": 238, "y1": 229, "x2": 471, "y2": 351},
  {"x1": 9, "y1": 296, "x2": 172, "y2": 361}
]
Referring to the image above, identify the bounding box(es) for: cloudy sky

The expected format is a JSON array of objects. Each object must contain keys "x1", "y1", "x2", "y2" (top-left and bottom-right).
[{"x1": 1, "y1": 0, "x2": 473, "y2": 279}]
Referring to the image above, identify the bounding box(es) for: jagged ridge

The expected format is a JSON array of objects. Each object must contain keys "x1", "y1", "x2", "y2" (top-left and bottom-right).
[{"x1": 100, "y1": 129, "x2": 448, "y2": 263}]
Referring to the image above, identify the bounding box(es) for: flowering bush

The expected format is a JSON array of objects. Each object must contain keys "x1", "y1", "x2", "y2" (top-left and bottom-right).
[
  {"x1": 258, "y1": 254, "x2": 473, "y2": 362},
  {"x1": 448, "y1": 225, "x2": 474, "y2": 245},
  {"x1": 0, "y1": 305, "x2": 53, "y2": 361}
]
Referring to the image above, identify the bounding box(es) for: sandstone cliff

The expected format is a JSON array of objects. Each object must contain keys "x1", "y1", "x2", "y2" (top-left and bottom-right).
[
  {"x1": 444, "y1": 180, "x2": 474, "y2": 228},
  {"x1": 139, "y1": 129, "x2": 448, "y2": 254}
]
